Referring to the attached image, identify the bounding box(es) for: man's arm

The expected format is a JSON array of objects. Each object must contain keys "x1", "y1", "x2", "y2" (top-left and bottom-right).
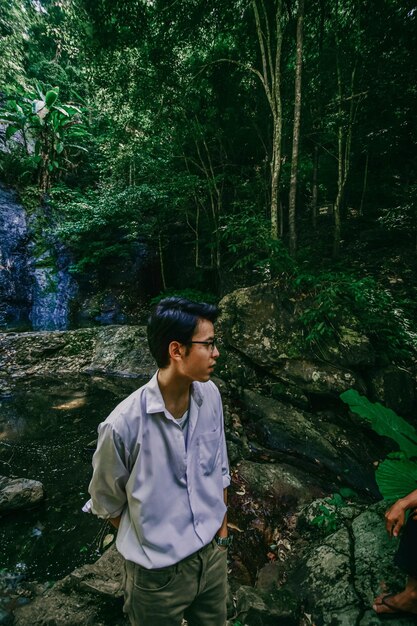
[
  {"x1": 109, "y1": 515, "x2": 122, "y2": 529},
  {"x1": 217, "y1": 488, "x2": 228, "y2": 538},
  {"x1": 385, "y1": 489, "x2": 417, "y2": 537},
  {"x1": 88, "y1": 423, "x2": 130, "y2": 520}
]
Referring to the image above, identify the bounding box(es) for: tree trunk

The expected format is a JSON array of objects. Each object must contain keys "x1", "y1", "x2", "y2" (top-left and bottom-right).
[
  {"x1": 288, "y1": 0, "x2": 305, "y2": 254},
  {"x1": 252, "y1": 0, "x2": 285, "y2": 240},
  {"x1": 312, "y1": 144, "x2": 318, "y2": 228},
  {"x1": 359, "y1": 151, "x2": 369, "y2": 216},
  {"x1": 158, "y1": 231, "x2": 167, "y2": 291}
]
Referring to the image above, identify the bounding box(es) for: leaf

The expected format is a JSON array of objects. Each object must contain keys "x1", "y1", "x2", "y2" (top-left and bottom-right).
[
  {"x1": 340, "y1": 389, "x2": 417, "y2": 458},
  {"x1": 5, "y1": 125, "x2": 20, "y2": 140},
  {"x1": 55, "y1": 142, "x2": 64, "y2": 154},
  {"x1": 66, "y1": 144, "x2": 88, "y2": 152},
  {"x1": 227, "y1": 522, "x2": 244, "y2": 533},
  {"x1": 376, "y1": 456, "x2": 417, "y2": 500},
  {"x1": 45, "y1": 89, "x2": 59, "y2": 107},
  {"x1": 102, "y1": 533, "x2": 114, "y2": 549},
  {"x1": 339, "y1": 487, "x2": 357, "y2": 499},
  {"x1": 61, "y1": 104, "x2": 82, "y2": 114},
  {"x1": 53, "y1": 106, "x2": 70, "y2": 117}
]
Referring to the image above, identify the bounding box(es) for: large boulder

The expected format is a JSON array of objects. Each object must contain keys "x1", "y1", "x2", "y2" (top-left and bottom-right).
[
  {"x1": 218, "y1": 283, "x2": 370, "y2": 399},
  {"x1": 290, "y1": 501, "x2": 414, "y2": 625},
  {"x1": 241, "y1": 389, "x2": 380, "y2": 496},
  {"x1": 271, "y1": 358, "x2": 366, "y2": 397},
  {"x1": 219, "y1": 282, "x2": 375, "y2": 370},
  {"x1": 0, "y1": 476, "x2": 44, "y2": 512},
  {"x1": 0, "y1": 326, "x2": 156, "y2": 380}
]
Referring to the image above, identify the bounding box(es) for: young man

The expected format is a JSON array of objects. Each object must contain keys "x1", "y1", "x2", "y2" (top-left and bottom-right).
[{"x1": 85, "y1": 297, "x2": 231, "y2": 626}]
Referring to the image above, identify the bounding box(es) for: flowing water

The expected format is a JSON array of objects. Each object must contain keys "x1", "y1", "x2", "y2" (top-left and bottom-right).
[{"x1": 0, "y1": 375, "x2": 142, "y2": 583}]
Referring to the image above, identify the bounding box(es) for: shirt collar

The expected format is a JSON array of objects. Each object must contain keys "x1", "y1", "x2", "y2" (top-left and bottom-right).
[{"x1": 145, "y1": 371, "x2": 203, "y2": 414}]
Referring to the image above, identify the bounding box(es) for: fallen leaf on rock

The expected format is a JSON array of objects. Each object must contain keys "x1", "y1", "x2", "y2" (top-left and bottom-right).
[
  {"x1": 227, "y1": 522, "x2": 244, "y2": 533},
  {"x1": 102, "y1": 534, "x2": 114, "y2": 549}
]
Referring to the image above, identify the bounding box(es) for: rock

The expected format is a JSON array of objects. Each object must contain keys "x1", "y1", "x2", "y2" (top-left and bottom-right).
[
  {"x1": 255, "y1": 561, "x2": 283, "y2": 593},
  {"x1": 0, "y1": 607, "x2": 13, "y2": 625},
  {"x1": 86, "y1": 326, "x2": 155, "y2": 377},
  {"x1": 368, "y1": 366, "x2": 415, "y2": 417},
  {"x1": 13, "y1": 545, "x2": 125, "y2": 626},
  {"x1": 233, "y1": 460, "x2": 327, "y2": 505},
  {"x1": 320, "y1": 324, "x2": 375, "y2": 368},
  {"x1": 241, "y1": 389, "x2": 380, "y2": 496},
  {"x1": 0, "y1": 476, "x2": 44, "y2": 512},
  {"x1": 271, "y1": 358, "x2": 366, "y2": 398},
  {"x1": 234, "y1": 585, "x2": 299, "y2": 625},
  {"x1": 218, "y1": 282, "x2": 375, "y2": 373},
  {"x1": 0, "y1": 325, "x2": 156, "y2": 380},
  {"x1": 286, "y1": 501, "x2": 415, "y2": 625},
  {"x1": 67, "y1": 544, "x2": 124, "y2": 597}
]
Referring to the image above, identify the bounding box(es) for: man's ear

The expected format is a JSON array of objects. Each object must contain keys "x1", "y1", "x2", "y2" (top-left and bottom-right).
[{"x1": 168, "y1": 341, "x2": 184, "y2": 362}]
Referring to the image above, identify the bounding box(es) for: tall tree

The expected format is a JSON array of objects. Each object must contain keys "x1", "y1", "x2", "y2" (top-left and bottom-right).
[
  {"x1": 252, "y1": 0, "x2": 286, "y2": 239},
  {"x1": 288, "y1": 0, "x2": 305, "y2": 254}
]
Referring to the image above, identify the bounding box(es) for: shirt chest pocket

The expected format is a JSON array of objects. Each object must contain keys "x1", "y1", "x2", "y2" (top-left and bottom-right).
[{"x1": 198, "y1": 431, "x2": 221, "y2": 476}]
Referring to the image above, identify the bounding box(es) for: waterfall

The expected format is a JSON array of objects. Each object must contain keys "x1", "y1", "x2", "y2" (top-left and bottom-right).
[
  {"x1": 0, "y1": 185, "x2": 77, "y2": 331},
  {"x1": 0, "y1": 185, "x2": 32, "y2": 329}
]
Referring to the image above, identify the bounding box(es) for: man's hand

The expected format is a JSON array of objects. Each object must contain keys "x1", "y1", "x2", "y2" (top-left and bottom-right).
[
  {"x1": 385, "y1": 499, "x2": 407, "y2": 537},
  {"x1": 109, "y1": 515, "x2": 121, "y2": 529}
]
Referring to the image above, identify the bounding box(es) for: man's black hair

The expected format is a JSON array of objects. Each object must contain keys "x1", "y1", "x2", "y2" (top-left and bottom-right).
[{"x1": 147, "y1": 297, "x2": 219, "y2": 368}]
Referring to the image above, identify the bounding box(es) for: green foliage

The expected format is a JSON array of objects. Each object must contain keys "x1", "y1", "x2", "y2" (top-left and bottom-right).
[
  {"x1": 150, "y1": 289, "x2": 218, "y2": 306},
  {"x1": 310, "y1": 504, "x2": 338, "y2": 533},
  {"x1": 1, "y1": 83, "x2": 90, "y2": 191},
  {"x1": 309, "y1": 490, "x2": 354, "y2": 534},
  {"x1": 340, "y1": 389, "x2": 417, "y2": 500},
  {"x1": 295, "y1": 271, "x2": 417, "y2": 362},
  {"x1": 220, "y1": 208, "x2": 296, "y2": 282}
]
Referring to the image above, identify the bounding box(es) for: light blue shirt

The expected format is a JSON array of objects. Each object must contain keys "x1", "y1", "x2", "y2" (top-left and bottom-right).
[{"x1": 85, "y1": 373, "x2": 230, "y2": 569}]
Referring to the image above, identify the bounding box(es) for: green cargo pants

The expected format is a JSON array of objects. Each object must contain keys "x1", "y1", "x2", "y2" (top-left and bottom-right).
[{"x1": 123, "y1": 539, "x2": 227, "y2": 626}]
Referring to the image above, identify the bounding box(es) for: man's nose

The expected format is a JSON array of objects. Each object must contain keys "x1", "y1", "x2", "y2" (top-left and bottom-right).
[{"x1": 213, "y1": 346, "x2": 220, "y2": 358}]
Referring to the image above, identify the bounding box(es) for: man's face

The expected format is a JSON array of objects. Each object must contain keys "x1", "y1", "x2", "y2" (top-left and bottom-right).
[{"x1": 180, "y1": 318, "x2": 220, "y2": 383}]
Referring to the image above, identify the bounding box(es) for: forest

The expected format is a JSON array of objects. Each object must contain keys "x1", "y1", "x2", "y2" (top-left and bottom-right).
[
  {"x1": 1, "y1": 1, "x2": 417, "y2": 625},
  {"x1": 1, "y1": 0, "x2": 416, "y2": 309}
]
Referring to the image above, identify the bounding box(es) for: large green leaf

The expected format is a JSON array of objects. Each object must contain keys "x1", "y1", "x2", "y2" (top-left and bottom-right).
[
  {"x1": 376, "y1": 454, "x2": 417, "y2": 500},
  {"x1": 45, "y1": 89, "x2": 59, "y2": 107},
  {"x1": 340, "y1": 389, "x2": 417, "y2": 458}
]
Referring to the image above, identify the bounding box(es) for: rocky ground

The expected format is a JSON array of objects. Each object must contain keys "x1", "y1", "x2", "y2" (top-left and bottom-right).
[{"x1": 1, "y1": 279, "x2": 416, "y2": 624}]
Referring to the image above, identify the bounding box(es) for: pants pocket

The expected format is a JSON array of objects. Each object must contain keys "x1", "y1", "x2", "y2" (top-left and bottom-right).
[{"x1": 133, "y1": 563, "x2": 177, "y2": 592}]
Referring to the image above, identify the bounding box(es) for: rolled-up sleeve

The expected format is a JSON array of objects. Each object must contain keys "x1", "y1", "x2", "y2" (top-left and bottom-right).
[
  {"x1": 218, "y1": 394, "x2": 231, "y2": 489},
  {"x1": 88, "y1": 422, "x2": 131, "y2": 519}
]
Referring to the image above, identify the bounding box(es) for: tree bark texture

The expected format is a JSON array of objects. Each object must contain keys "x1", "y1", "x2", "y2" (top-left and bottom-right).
[
  {"x1": 288, "y1": 0, "x2": 305, "y2": 255},
  {"x1": 252, "y1": 0, "x2": 284, "y2": 240}
]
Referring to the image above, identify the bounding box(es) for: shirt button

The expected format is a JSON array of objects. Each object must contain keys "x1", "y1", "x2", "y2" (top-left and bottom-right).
[{"x1": 195, "y1": 520, "x2": 199, "y2": 525}]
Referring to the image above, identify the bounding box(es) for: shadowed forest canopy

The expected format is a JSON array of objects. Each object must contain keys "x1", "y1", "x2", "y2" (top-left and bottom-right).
[{"x1": 0, "y1": 0, "x2": 416, "y2": 304}]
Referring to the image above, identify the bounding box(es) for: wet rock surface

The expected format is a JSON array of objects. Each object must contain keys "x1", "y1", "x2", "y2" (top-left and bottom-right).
[
  {"x1": 0, "y1": 325, "x2": 155, "y2": 380},
  {"x1": 2, "y1": 279, "x2": 416, "y2": 625}
]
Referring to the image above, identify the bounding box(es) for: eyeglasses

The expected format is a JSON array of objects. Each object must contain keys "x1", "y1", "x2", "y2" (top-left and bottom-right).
[{"x1": 188, "y1": 339, "x2": 218, "y2": 352}]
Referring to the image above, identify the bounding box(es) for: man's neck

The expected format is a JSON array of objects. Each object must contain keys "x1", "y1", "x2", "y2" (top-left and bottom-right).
[{"x1": 157, "y1": 368, "x2": 191, "y2": 419}]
